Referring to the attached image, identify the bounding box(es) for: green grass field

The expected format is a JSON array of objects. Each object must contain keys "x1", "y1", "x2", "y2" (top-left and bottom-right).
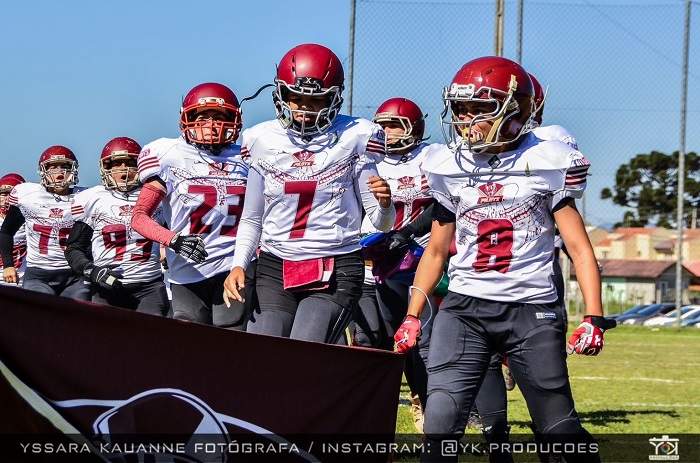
[{"x1": 393, "y1": 324, "x2": 700, "y2": 461}]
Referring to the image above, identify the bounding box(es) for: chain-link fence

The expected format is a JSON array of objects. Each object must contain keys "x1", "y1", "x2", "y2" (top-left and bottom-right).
[{"x1": 349, "y1": 0, "x2": 698, "y2": 230}]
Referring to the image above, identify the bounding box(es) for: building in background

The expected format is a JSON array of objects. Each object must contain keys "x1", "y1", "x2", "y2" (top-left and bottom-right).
[{"x1": 568, "y1": 227, "x2": 700, "y2": 314}]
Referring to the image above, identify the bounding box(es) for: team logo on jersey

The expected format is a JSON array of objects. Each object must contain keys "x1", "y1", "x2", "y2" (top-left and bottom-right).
[
  {"x1": 291, "y1": 150, "x2": 316, "y2": 167},
  {"x1": 137, "y1": 148, "x2": 150, "y2": 160},
  {"x1": 208, "y1": 162, "x2": 230, "y2": 176},
  {"x1": 397, "y1": 176, "x2": 416, "y2": 190},
  {"x1": 118, "y1": 205, "x2": 135, "y2": 217},
  {"x1": 477, "y1": 182, "x2": 505, "y2": 204},
  {"x1": 49, "y1": 208, "x2": 65, "y2": 218}
]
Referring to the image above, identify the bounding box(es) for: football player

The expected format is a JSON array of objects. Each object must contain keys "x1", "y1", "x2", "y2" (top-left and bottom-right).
[
  {"x1": 223, "y1": 43, "x2": 395, "y2": 344},
  {"x1": 131, "y1": 83, "x2": 255, "y2": 330},
  {"x1": 359, "y1": 97, "x2": 438, "y2": 432},
  {"x1": 64, "y1": 137, "x2": 169, "y2": 315},
  {"x1": 0, "y1": 146, "x2": 89, "y2": 300},
  {"x1": 472, "y1": 72, "x2": 581, "y2": 462},
  {"x1": 395, "y1": 56, "x2": 607, "y2": 462},
  {"x1": 0, "y1": 173, "x2": 27, "y2": 285}
]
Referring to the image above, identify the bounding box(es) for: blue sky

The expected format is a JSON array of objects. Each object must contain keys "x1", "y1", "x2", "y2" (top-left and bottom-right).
[{"x1": 1, "y1": 0, "x2": 697, "y2": 229}]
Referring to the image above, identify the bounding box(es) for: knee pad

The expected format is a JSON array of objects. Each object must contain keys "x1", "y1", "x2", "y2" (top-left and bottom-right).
[
  {"x1": 172, "y1": 310, "x2": 199, "y2": 323},
  {"x1": 541, "y1": 416, "x2": 591, "y2": 439},
  {"x1": 423, "y1": 390, "x2": 461, "y2": 436},
  {"x1": 353, "y1": 330, "x2": 373, "y2": 348}
]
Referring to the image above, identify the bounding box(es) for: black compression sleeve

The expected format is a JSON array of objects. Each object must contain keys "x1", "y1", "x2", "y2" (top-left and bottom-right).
[
  {"x1": 64, "y1": 221, "x2": 95, "y2": 274},
  {"x1": 0, "y1": 206, "x2": 25, "y2": 268},
  {"x1": 432, "y1": 201, "x2": 457, "y2": 223}
]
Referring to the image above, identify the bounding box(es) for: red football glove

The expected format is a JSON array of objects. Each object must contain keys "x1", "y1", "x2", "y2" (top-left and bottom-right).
[
  {"x1": 394, "y1": 315, "x2": 421, "y2": 354},
  {"x1": 567, "y1": 316, "x2": 605, "y2": 356}
]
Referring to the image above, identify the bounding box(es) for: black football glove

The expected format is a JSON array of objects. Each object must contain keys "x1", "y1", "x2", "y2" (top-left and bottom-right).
[
  {"x1": 170, "y1": 234, "x2": 208, "y2": 264},
  {"x1": 388, "y1": 229, "x2": 413, "y2": 253},
  {"x1": 84, "y1": 264, "x2": 123, "y2": 290}
]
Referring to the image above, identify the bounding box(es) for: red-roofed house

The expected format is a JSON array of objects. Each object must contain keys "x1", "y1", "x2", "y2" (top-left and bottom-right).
[{"x1": 567, "y1": 227, "x2": 700, "y2": 307}]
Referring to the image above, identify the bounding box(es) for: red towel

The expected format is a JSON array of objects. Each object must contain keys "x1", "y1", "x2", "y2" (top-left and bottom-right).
[{"x1": 283, "y1": 257, "x2": 335, "y2": 292}]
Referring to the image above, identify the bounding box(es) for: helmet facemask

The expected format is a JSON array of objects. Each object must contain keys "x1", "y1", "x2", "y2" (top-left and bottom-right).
[
  {"x1": 180, "y1": 99, "x2": 242, "y2": 153},
  {"x1": 100, "y1": 153, "x2": 140, "y2": 192},
  {"x1": 372, "y1": 113, "x2": 424, "y2": 153},
  {"x1": 441, "y1": 75, "x2": 532, "y2": 154},
  {"x1": 0, "y1": 188, "x2": 10, "y2": 215},
  {"x1": 273, "y1": 77, "x2": 344, "y2": 137},
  {"x1": 39, "y1": 160, "x2": 79, "y2": 190}
]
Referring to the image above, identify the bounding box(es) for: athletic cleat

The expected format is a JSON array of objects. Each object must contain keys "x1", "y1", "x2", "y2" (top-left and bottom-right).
[
  {"x1": 467, "y1": 410, "x2": 483, "y2": 430},
  {"x1": 503, "y1": 367, "x2": 516, "y2": 391},
  {"x1": 409, "y1": 392, "x2": 424, "y2": 434}
]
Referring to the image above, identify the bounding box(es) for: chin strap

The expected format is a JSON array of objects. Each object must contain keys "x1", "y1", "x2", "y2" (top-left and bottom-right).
[{"x1": 485, "y1": 74, "x2": 518, "y2": 144}]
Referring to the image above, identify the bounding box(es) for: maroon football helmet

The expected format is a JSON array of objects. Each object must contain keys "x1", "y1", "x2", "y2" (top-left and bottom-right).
[
  {"x1": 99, "y1": 137, "x2": 141, "y2": 192},
  {"x1": 180, "y1": 82, "x2": 242, "y2": 149},
  {"x1": 0, "y1": 173, "x2": 25, "y2": 215},
  {"x1": 529, "y1": 72, "x2": 547, "y2": 126},
  {"x1": 38, "y1": 145, "x2": 79, "y2": 189},
  {"x1": 273, "y1": 43, "x2": 345, "y2": 136},
  {"x1": 373, "y1": 98, "x2": 427, "y2": 153},
  {"x1": 441, "y1": 56, "x2": 534, "y2": 152}
]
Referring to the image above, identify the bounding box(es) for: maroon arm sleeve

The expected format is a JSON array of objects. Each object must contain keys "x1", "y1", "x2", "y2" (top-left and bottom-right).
[{"x1": 132, "y1": 182, "x2": 177, "y2": 247}]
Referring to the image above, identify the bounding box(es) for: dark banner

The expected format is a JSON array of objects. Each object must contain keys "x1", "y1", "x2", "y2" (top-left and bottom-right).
[{"x1": 0, "y1": 285, "x2": 404, "y2": 462}]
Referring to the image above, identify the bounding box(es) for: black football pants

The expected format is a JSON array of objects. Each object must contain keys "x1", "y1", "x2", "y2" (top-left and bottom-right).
[{"x1": 421, "y1": 293, "x2": 599, "y2": 463}]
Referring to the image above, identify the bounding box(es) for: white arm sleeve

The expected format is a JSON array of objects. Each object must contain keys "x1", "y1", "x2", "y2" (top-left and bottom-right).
[
  {"x1": 231, "y1": 167, "x2": 264, "y2": 270},
  {"x1": 355, "y1": 161, "x2": 395, "y2": 232}
]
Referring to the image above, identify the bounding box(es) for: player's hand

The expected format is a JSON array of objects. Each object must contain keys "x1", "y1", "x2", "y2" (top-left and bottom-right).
[
  {"x1": 566, "y1": 316, "x2": 605, "y2": 356},
  {"x1": 367, "y1": 175, "x2": 392, "y2": 209},
  {"x1": 394, "y1": 314, "x2": 421, "y2": 354},
  {"x1": 2, "y1": 267, "x2": 18, "y2": 285},
  {"x1": 170, "y1": 234, "x2": 208, "y2": 263},
  {"x1": 223, "y1": 267, "x2": 246, "y2": 307},
  {"x1": 84, "y1": 264, "x2": 123, "y2": 290}
]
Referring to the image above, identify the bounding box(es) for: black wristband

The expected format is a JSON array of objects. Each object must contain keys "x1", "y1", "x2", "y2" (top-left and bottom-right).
[{"x1": 584, "y1": 315, "x2": 616, "y2": 330}]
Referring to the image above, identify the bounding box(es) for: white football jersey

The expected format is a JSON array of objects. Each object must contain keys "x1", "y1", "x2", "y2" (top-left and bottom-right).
[
  {"x1": 422, "y1": 132, "x2": 590, "y2": 303},
  {"x1": 8, "y1": 183, "x2": 74, "y2": 270},
  {"x1": 362, "y1": 142, "x2": 438, "y2": 247},
  {"x1": 532, "y1": 124, "x2": 578, "y2": 150},
  {"x1": 0, "y1": 218, "x2": 26, "y2": 284},
  {"x1": 71, "y1": 186, "x2": 164, "y2": 285},
  {"x1": 137, "y1": 136, "x2": 248, "y2": 284},
  {"x1": 232, "y1": 115, "x2": 395, "y2": 266}
]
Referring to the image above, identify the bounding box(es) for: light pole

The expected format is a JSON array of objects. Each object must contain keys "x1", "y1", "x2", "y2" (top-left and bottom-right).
[
  {"x1": 675, "y1": 0, "x2": 692, "y2": 327},
  {"x1": 494, "y1": 0, "x2": 504, "y2": 56}
]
